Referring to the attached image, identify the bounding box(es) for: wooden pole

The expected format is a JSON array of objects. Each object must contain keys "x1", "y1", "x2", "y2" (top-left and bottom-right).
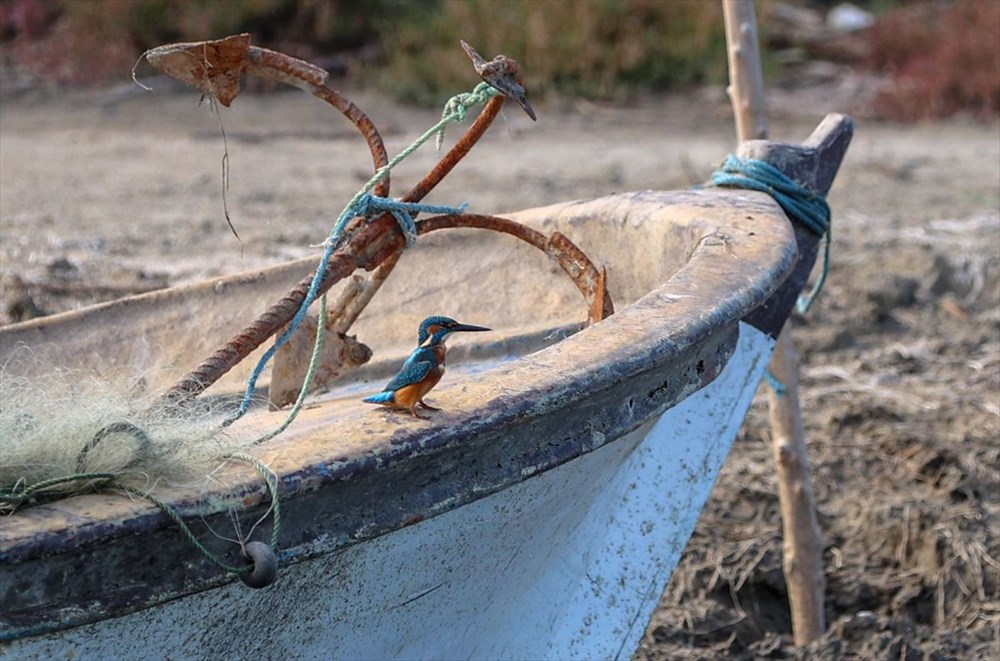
[
  {"x1": 723, "y1": 0, "x2": 768, "y2": 141},
  {"x1": 721, "y1": 0, "x2": 826, "y2": 645},
  {"x1": 765, "y1": 323, "x2": 826, "y2": 644}
]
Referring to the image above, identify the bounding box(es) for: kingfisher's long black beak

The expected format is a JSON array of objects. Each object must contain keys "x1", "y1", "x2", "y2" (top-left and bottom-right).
[{"x1": 452, "y1": 323, "x2": 491, "y2": 333}]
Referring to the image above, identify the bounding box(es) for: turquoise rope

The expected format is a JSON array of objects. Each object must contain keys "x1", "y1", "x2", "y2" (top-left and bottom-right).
[
  {"x1": 712, "y1": 155, "x2": 829, "y2": 237},
  {"x1": 763, "y1": 370, "x2": 788, "y2": 396},
  {"x1": 710, "y1": 155, "x2": 833, "y2": 395},
  {"x1": 245, "y1": 292, "x2": 328, "y2": 446},
  {"x1": 711, "y1": 154, "x2": 831, "y2": 314}
]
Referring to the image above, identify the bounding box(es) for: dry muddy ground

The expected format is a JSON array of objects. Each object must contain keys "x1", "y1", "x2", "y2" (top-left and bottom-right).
[{"x1": 1, "y1": 80, "x2": 998, "y2": 660}]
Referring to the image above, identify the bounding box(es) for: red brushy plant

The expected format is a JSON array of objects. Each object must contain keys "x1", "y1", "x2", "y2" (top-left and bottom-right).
[
  {"x1": 864, "y1": 0, "x2": 999, "y2": 121},
  {"x1": 1, "y1": 0, "x2": 138, "y2": 86}
]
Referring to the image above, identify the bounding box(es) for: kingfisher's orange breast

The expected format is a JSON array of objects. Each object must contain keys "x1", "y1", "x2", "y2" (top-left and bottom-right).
[{"x1": 392, "y1": 363, "x2": 445, "y2": 409}]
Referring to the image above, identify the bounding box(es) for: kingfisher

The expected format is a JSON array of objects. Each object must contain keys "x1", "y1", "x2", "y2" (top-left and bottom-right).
[
  {"x1": 460, "y1": 40, "x2": 536, "y2": 121},
  {"x1": 363, "y1": 316, "x2": 490, "y2": 418}
]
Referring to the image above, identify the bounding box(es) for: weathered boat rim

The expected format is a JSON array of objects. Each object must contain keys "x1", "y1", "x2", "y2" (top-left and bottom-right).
[{"x1": 0, "y1": 188, "x2": 796, "y2": 559}]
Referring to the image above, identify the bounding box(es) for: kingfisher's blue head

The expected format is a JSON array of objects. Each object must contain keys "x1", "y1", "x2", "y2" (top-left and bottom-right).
[{"x1": 417, "y1": 316, "x2": 490, "y2": 346}]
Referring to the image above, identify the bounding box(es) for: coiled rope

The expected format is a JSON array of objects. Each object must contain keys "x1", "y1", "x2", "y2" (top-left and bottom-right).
[
  {"x1": 711, "y1": 154, "x2": 833, "y2": 396},
  {"x1": 711, "y1": 154, "x2": 831, "y2": 315}
]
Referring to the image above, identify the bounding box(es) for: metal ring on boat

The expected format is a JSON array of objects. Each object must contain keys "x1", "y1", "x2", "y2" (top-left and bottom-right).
[{"x1": 239, "y1": 541, "x2": 278, "y2": 588}]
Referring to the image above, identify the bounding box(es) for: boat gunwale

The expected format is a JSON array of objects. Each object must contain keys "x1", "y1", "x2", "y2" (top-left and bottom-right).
[{"x1": 1, "y1": 189, "x2": 796, "y2": 549}]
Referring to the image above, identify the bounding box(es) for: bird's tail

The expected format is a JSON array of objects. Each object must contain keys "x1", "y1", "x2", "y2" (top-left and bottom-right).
[{"x1": 363, "y1": 391, "x2": 394, "y2": 404}]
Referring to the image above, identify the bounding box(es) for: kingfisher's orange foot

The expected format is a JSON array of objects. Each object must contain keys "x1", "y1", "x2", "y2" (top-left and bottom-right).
[{"x1": 417, "y1": 400, "x2": 441, "y2": 412}]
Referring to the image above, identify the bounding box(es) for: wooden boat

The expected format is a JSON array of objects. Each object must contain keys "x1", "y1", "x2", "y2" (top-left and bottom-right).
[{"x1": 0, "y1": 113, "x2": 852, "y2": 659}]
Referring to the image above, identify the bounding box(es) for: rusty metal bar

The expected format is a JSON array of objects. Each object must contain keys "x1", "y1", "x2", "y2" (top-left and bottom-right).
[
  {"x1": 417, "y1": 213, "x2": 614, "y2": 324},
  {"x1": 246, "y1": 46, "x2": 391, "y2": 198}
]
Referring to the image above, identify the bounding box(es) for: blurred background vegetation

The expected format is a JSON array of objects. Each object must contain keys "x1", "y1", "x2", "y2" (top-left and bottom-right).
[{"x1": 0, "y1": 0, "x2": 996, "y2": 121}]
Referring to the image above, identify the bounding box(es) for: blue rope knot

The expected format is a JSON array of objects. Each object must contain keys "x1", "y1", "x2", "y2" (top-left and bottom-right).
[
  {"x1": 711, "y1": 154, "x2": 831, "y2": 315},
  {"x1": 351, "y1": 193, "x2": 467, "y2": 247}
]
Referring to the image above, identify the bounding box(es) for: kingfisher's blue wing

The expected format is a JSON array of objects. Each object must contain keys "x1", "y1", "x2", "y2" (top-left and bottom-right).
[{"x1": 383, "y1": 358, "x2": 433, "y2": 392}]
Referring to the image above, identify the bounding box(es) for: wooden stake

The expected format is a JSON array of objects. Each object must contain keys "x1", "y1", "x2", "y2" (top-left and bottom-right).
[
  {"x1": 723, "y1": 1, "x2": 768, "y2": 141},
  {"x1": 721, "y1": 0, "x2": 826, "y2": 645},
  {"x1": 766, "y1": 324, "x2": 826, "y2": 643}
]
